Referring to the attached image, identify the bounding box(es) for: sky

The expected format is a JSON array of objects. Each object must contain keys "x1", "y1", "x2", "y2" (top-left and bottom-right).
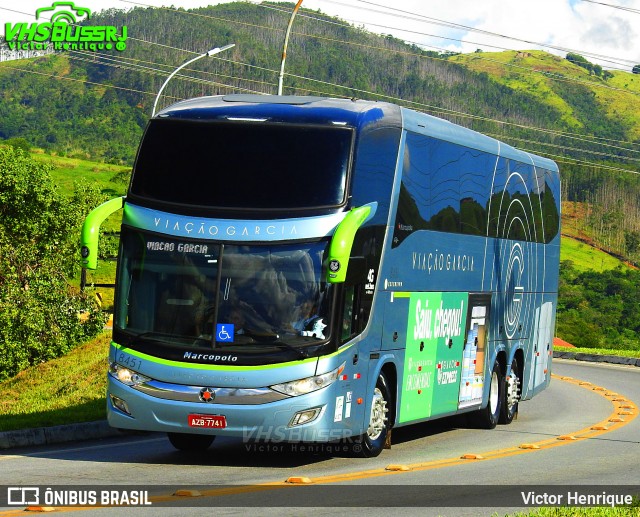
[{"x1": 1, "y1": 0, "x2": 639, "y2": 71}]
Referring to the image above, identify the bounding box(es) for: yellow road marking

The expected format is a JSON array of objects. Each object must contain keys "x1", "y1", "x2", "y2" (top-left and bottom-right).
[{"x1": 0, "y1": 374, "x2": 636, "y2": 514}]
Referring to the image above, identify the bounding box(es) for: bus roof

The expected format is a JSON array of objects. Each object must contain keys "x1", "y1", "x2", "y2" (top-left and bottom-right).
[
  {"x1": 156, "y1": 94, "x2": 402, "y2": 128},
  {"x1": 156, "y1": 94, "x2": 558, "y2": 172}
]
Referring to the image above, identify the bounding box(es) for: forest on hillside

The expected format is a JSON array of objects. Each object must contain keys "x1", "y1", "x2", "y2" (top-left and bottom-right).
[
  {"x1": 1, "y1": 2, "x2": 637, "y2": 164},
  {"x1": 1, "y1": 2, "x2": 640, "y2": 356},
  {"x1": 558, "y1": 261, "x2": 640, "y2": 350},
  {"x1": 562, "y1": 168, "x2": 640, "y2": 265}
]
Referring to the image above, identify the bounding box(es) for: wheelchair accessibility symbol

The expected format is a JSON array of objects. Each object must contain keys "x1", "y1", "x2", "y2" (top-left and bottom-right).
[{"x1": 216, "y1": 324, "x2": 234, "y2": 343}]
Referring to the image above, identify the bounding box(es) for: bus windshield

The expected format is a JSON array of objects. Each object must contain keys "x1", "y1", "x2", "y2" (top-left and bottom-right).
[
  {"x1": 114, "y1": 227, "x2": 334, "y2": 356},
  {"x1": 129, "y1": 119, "x2": 353, "y2": 211}
]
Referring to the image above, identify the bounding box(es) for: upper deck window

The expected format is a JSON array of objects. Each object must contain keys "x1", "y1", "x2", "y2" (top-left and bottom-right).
[{"x1": 129, "y1": 119, "x2": 353, "y2": 211}]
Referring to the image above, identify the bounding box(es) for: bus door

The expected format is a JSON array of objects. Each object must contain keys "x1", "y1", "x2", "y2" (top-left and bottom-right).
[
  {"x1": 458, "y1": 294, "x2": 491, "y2": 410},
  {"x1": 528, "y1": 301, "x2": 553, "y2": 392}
]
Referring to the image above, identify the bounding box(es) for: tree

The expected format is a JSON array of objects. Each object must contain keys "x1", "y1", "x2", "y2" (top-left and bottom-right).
[
  {"x1": 0, "y1": 147, "x2": 105, "y2": 381},
  {"x1": 4, "y1": 137, "x2": 31, "y2": 153},
  {"x1": 566, "y1": 52, "x2": 594, "y2": 74},
  {"x1": 557, "y1": 261, "x2": 640, "y2": 350}
]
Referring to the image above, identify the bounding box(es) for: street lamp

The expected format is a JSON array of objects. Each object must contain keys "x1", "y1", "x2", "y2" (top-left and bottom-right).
[
  {"x1": 152, "y1": 43, "x2": 236, "y2": 117},
  {"x1": 277, "y1": 0, "x2": 303, "y2": 95}
]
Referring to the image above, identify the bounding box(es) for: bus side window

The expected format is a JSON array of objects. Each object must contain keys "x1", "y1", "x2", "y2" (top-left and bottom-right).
[{"x1": 341, "y1": 285, "x2": 357, "y2": 342}]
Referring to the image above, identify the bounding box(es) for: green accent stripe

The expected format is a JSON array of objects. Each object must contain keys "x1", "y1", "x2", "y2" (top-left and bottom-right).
[
  {"x1": 393, "y1": 292, "x2": 411, "y2": 298},
  {"x1": 111, "y1": 342, "x2": 352, "y2": 371}
]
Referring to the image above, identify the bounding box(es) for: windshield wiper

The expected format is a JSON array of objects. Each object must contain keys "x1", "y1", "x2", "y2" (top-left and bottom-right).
[
  {"x1": 135, "y1": 331, "x2": 182, "y2": 341},
  {"x1": 133, "y1": 331, "x2": 205, "y2": 346},
  {"x1": 268, "y1": 341, "x2": 309, "y2": 359},
  {"x1": 235, "y1": 331, "x2": 309, "y2": 359}
]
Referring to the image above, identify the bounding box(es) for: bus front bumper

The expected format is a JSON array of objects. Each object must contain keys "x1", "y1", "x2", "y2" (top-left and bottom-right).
[{"x1": 106, "y1": 375, "x2": 362, "y2": 443}]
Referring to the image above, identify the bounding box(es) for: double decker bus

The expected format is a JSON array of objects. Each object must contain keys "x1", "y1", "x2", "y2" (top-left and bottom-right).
[{"x1": 81, "y1": 94, "x2": 560, "y2": 457}]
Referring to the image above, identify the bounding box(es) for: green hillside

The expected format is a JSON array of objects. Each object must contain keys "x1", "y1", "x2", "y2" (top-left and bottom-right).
[
  {"x1": 452, "y1": 50, "x2": 640, "y2": 141},
  {"x1": 1, "y1": 2, "x2": 639, "y2": 166},
  {"x1": 561, "y1": 235, "x2": 630, "y2": 272}
]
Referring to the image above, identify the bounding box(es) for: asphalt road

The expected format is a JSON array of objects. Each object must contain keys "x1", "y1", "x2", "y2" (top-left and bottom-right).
[{"x1": 1, "y1": 359, "x2": 638, "y2": 516}]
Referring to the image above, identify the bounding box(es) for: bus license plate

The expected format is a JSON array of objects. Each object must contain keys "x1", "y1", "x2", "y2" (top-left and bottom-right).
[{"x1": 188, "y1": 414, "x2": 227, "y2": 429}]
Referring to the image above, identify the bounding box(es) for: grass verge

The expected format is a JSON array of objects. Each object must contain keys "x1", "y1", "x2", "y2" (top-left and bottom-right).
[
  {"x1": 554, "y1": 346, "x2": 640, "y2": 359},
  {"x1": 0, "y1": 332, "x2": 110, "y2": 432}
]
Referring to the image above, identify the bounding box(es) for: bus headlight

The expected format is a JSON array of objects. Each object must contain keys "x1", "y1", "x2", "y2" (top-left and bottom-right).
[
  {"x1": 270, "y1": 363, "x2": 345, "y2": 397},
  {"x1": 109, "y1": 362, "x2": 151, "y2": 386}
]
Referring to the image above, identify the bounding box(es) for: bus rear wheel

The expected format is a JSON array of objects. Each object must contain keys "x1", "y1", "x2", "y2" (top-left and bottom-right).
[
  {"x1": 500, "y1": 357, "x2": 520, "y2": 425},
  {"x1": 468, "y1": 361, "x2": 503, "y2": 430},
  {"x1": 350, "y1": 372, "x2": 391, "y2": 458},
  {"x1": 167, "y1": 432, "x2": 215, "y2": 451}
]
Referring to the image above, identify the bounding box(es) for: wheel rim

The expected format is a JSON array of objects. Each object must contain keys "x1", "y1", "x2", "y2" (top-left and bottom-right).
[
  {"x1": 367, "y1": 387, "x2": 388, "y2": 441},
  {"x1": 506, "y1": 362, "x2": 520, "y2": 413},
  {"x1": 489, "y1": 370, "x2": 499, "y2": 414}
]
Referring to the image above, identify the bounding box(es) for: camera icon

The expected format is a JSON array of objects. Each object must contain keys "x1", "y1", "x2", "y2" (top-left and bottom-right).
[
  {"x1": 35, "y1": 2, "x2": 92, "y2": 24},
  {"x1": 7, "y1": 487, "x2": 40, "y2": 506}
]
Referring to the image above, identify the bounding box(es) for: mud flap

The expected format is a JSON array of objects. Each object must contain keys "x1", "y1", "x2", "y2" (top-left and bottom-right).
[{"x1": 384, "y1": 428, "x2": 393, "y2": 449}]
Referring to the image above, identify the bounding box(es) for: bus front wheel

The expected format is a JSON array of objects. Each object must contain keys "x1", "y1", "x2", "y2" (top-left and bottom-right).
[
  {"x1": 350, "y1": 372, "x2": 391, "y2": 458},
  {"x1": 167, "y1": 432, "x2": 215, "y2": 451},
  {"x1": 469, "y1": 361, "x2": 503, "y2": 430}
]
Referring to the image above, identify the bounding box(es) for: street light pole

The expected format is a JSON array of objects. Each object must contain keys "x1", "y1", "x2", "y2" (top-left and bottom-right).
[
  {"x1": 152, "y1": 43, "x2": 235, "y2": 117},
  {"x1": 277, "y1": 0, "x2": 303, "y2": 95}
]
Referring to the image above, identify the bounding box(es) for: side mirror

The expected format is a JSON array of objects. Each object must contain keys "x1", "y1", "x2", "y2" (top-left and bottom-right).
[
  {"x1": 80, "y1": 197, "x2": 124, "y2": 270},
  {"x1": 326, "y1": 202, "x2": 376, "y2": 283}
]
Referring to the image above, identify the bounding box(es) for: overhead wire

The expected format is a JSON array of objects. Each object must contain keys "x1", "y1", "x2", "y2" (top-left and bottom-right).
[
  {"x1": 319, "y1": 1, "x2": 634, "y2": 71},
  {"x1": 100, "y1": 35, "x2": 630, "y2": 157},
  {"x1": 257, "y1": 1, "x2": 514, "y2": 53},
  {"x1": 519, "y1": 149, "x2": 640, "y2": 175},
  {"x1": 258, "y1": 1, "x2": 637, "y2": 79},
  {"x1": 66, "y1": 53, "x2": 243, "y2": 93},
  {"x1": 5, "y1": 61, "x2": 639, "y2": 175},
  {"x1": 0, "y1": 62, "x2": 177, "y2": 98},
  {"x1": 278, "y1": 65, "x2": 640, "y2": 160},
  {"x1": 484, "y1": 132, "x2": 640, "y2": 164},
  {"x1": 304, "y1": 1, "x2": 637, "y2": 74},
  {"x1": 84, "y1": 46, "x2": 636, "y2": 162},
  {"x1": 341, "y1": 0, "x2": 640, "y2": 67},
  {"x1": 4, "y1": 59, "x2": 635, "y2": 175},
  {"x1": 1, "y1": 3, "x2": 638, "y2": 170},
  {"x1": 115, "y1": 0, "x2": 640, "y2": 95},
  {"x1": 4, "y1": 1, "x2": 637, "y2": 110},
  {"x1": 67, "y1": 49, "x2": 275, "y2": 92},
  {"x1": 11, "y1": 2, "x2": 640, "y2": 158},
  {"x1": 580, "y1": 0, "x2": 640, "y2": 14},
  {"x1": 3, "y1": 0, "x2": 637, "y2": 77}
]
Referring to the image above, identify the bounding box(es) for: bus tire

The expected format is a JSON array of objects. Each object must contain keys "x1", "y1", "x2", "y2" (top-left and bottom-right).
[
  {"x1": 167, "y1": 432, "x2": 215, "y2": 451},
  {"x1": 350, "y1": 372, "x2": 391, "y2": 458},
  {"x1": 500, "y1": 356, "x2": 520, "y2": 425},
  {"x1": 468, "y1": 361, "x2": 503, "y2": 430}
]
